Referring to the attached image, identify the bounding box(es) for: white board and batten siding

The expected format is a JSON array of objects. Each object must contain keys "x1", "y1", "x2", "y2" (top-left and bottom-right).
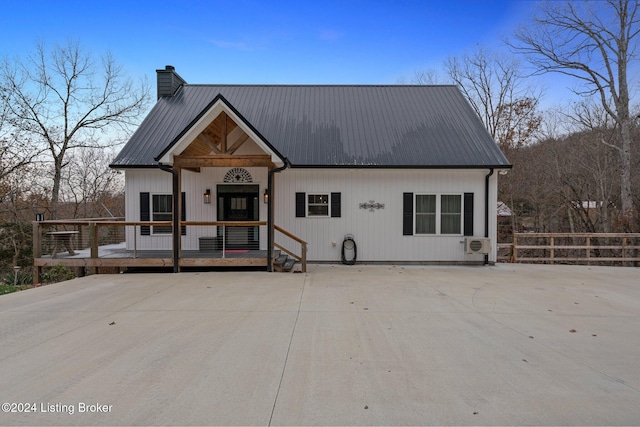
[
  {"x1": 274, "y1": 168, "x2": 498, "y2": 263},
  {"x1": 124, "y1": 168, "x2": 269, "y2": 251},
  {"x1": 125, "y1": 167, "x2": 498, "y2": 262}
]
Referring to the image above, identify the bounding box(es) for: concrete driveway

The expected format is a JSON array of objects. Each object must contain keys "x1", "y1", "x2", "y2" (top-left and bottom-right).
[{"x1": 0, "y1": 264, "x2": 639, "y2": 426}]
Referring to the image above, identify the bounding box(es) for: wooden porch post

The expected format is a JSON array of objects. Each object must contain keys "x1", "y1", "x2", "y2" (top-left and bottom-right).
[
  {"x1": 32, "y1": 221, "x2": 42, "y2": 285},
  {"x1": 89, "y1": 222, "x2": 98, "y2": 275}
]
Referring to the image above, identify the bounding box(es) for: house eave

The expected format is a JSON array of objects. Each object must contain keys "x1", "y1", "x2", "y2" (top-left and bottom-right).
[
  {"x1": 109, "y1": 163, "x2": 161, "y2": 170},
  {"x1": 110, "y1": 162, "x2": 512, "y2": 170},
  {"x1": 287, "y1": 164, "x2": 513, "y2": 170}
]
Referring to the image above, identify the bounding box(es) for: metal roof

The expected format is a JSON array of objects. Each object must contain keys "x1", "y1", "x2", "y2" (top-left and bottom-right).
[{"x1": 111, "y1": 84, "x2": 511, "y2": 169}]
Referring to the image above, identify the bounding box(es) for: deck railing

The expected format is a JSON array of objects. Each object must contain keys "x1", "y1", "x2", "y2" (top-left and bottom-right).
[
  {"x1": 498, "y1": 233, "x2": 640, "y2": 265},
  {"x1": 32, "y1": 218, "x2": 307, "y2": 282},
  {"x1": 33, "y1": 218, "x2": 127, "y2": 259}
]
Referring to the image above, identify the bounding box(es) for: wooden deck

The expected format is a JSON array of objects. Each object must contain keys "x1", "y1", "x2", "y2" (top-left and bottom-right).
[
  {"x1": 32, "y1": 219, "x2": 308, "y2": 283},
  {"x1": 34, "y1": 244, "x2": 270, "y2": 269}
]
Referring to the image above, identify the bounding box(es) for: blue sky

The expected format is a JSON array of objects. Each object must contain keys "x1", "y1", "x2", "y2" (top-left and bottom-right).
[{"x1": 1, "y1": 0, "x2": 536, "y2": 85}]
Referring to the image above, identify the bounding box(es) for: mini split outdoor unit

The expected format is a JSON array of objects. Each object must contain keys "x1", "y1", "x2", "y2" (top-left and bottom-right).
[{"x1": 465, "y1": 237, "x2": 491, "y2": 254}]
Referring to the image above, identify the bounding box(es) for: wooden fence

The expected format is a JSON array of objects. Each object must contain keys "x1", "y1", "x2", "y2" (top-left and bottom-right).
[{"x1": 498, "y1": 233, "x2": 640, "y2": 266}]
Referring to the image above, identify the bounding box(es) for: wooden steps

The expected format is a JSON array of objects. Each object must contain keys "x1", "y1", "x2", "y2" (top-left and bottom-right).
[{"x1": 273, "y1": 250, "x2": 297, "y2": 272}]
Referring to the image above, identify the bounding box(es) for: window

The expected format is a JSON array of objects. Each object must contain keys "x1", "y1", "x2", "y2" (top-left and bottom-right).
[
  {"x1": 296, "y1": 192, "x2": 341, "y2": 218},
  {"x1": 415, "y1": 195, "x2": 436, "y2": 234},
  {"x1": 440, "y1": 195, "x2": 462, "y2": 234},
  {"x1": 231, "y1": 197, "x2": 247, "y2": 210},
  {"x1": 412, "y1": 194, "x2": 462, "y2": 235},
  {"x1": 152, "y1": 194, "x2": 172, "y2": 234},
  {"x1": 140, "y1": 192, "x2": 186, "y2": 236},
  {"x1": 308, "y1": 194, "x2": 329, "y2": 216}
]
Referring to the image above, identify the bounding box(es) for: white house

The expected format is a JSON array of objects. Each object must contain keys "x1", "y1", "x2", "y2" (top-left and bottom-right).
[{"x1": 110, "y1": 66, "x2": 511, "y2": 271}]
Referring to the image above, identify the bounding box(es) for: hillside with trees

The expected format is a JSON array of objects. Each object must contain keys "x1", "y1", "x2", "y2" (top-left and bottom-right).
[{"x1": 499, "y1": 122, "x2": 640, "y2": 239}]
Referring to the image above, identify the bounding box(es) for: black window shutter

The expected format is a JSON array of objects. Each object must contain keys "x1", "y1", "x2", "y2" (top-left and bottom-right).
[
  {"x1": 403, "y1": 192, "x2": 413, "y2": 236},
  {"x1": 464, "y1": 192, "x2": 474, "y2": 236},
  {"x1": 140, "y1": 192, "x2": 150, "y2": 236},
  {"x1": 181, "y1": 192, "x2": 187, "y2": 236},
  {"x1": 296, "y1": 192, "x2": 306, "y2": 217},
  {"x1": 331, "y1": 192, "x2": 341, "y2": 217}
]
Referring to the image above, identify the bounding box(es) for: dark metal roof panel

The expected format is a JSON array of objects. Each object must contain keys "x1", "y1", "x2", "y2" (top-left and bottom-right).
[{"x1": 111, "y1": 85, "x2": 511, "y2": 168}]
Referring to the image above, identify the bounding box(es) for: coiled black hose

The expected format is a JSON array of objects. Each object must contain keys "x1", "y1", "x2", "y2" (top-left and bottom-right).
[{"x1": 341, "y1": 234, "x2": 357, "y2": 265}]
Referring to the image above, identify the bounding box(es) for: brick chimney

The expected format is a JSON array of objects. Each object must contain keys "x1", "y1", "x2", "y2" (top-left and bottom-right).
[{"x1": 156, "y1": 65, "x2": 186, "y2": 100}]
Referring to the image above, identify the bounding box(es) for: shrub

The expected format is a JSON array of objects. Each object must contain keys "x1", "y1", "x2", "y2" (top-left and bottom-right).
[{"x1": 41, "y1": 264, "x2": 76, "y2": 284}]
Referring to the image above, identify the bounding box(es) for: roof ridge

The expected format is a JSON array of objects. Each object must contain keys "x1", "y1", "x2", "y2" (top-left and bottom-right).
[{"x1": 183, "y1": 83, "x2": 458, "y2": 88}]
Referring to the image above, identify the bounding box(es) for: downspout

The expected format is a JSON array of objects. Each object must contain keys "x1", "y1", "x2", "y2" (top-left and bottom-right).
[
  {"x1": 485, "y1": 168, "x2": 494, "y2": 266},
  {"x1": 159, "y1": 164, "x2": 180, "y2": 273},
  {"x1": 267, "y1": 158, "x2": 290, "y2": 272}
]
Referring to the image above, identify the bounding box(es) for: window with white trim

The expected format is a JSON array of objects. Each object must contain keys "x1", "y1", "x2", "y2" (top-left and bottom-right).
[
  {"x1": 415, "y1": 194, "x2": 462, "y2": 235},
  {"x1": 308, "y1": 194, "x2": 329, "y2": 217},
  {"x1": 415, "y1": 195, "x2": 436, "y2": 234},
  {"x1": 440, "y1": 195, "x2": 462, "y2": 234}
]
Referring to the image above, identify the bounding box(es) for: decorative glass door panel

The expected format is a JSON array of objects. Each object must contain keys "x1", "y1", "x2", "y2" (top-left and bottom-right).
[{"x1": 217, "y1": 185, "x2": 259, "y2": 250}]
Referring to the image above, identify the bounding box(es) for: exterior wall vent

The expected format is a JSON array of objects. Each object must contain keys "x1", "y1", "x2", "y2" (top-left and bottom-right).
[{"x1": 465, "y1": 237, "x2": 491, "y2": 254}]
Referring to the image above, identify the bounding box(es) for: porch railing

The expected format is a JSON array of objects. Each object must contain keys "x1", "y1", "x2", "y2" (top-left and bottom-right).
[
  {"x1": 498, "y1": 233, "x2": 640, "y2": 265},
  {"x1": 181, "y1": 221, "x2": 266, "y2": 257},
  {"x1": 33, "y1": 218, "x2": 126, "y2": 258},
  {"x1": 32, "y1": 218, "x2": 308, "y2": 281}
]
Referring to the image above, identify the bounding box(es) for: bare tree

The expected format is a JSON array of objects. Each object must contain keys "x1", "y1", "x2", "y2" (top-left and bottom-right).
[
  {"x1": 0, "y1": 40, "x2": 149, "y2": 219},
  {"x1": 553, "y1": 130, "x2": 620, "y2": 233},
  {"x1": 511, "y1": 0, "x2": 639, "y2": 224},
  {"x1": 411, "y1": 69, "x2": 442, "y2": 85},
  {"x1": 494, "y1": 97, "x2": 543, "y2": 152},
  {"x1": 60, "y1": 148, "x2": 123, "y2": 219},
  {"x1": 0, "y1": 91, "x2": 43, "y2": 187},
  {"x1": 444, "y1": 45, "x2": 542, "y2": 151}
]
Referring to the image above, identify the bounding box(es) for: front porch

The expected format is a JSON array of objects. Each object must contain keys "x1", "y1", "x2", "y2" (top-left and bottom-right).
[{"x1": 32, "y1": 219, "x2": 307, "y2": 284}]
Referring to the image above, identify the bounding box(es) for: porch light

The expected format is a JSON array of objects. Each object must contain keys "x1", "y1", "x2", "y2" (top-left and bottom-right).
[
  {"x1": 263, "y1": 188, "x2": 269, "y2": 204},
  {"x1": 203, "y1": 189, "x2": 211, "y2": 204}
]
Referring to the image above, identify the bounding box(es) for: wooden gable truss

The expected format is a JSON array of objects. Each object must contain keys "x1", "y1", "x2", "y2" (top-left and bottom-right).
[{"x1": 174, "y1": 112, "x2": 273, "y2": 170}]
